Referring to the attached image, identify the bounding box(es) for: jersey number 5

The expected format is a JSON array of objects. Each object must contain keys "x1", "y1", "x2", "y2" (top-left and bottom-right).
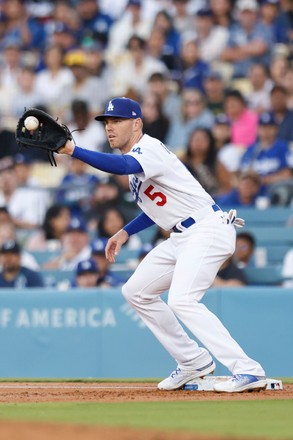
[{"x1": 144, "y1": 185, "x2": 167, "y2": 206}]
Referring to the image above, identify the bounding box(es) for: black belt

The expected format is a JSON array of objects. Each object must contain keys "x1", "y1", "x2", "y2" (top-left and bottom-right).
[{"x1": 172, "y1": 204, "x2": 221, "y2": 233}]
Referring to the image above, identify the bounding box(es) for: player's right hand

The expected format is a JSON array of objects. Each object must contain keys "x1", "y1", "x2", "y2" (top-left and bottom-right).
[{"x1": 105, "y1": 229, "x2": 129, "y2": 263}]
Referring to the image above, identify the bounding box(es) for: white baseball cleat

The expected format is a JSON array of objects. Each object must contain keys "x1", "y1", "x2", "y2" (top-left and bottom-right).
[
  {"x1": 158, "y1": 360, "x2": 216, "y2": 390},
  {"x1": 214, "y1": 374, "x2": 267, "y2": 393}
]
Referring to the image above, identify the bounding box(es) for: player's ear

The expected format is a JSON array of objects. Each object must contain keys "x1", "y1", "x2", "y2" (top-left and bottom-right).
[{"x1": 133, "y1": 118, "x2": 142, "y2": 132}]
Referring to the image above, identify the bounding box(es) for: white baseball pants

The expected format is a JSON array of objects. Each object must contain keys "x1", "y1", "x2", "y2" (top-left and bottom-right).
[{"x1": 122, "y1": 210, "x2": 265, "y2": 376}]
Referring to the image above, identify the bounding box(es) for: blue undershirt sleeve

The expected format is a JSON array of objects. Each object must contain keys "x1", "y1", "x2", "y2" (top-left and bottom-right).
[
  {"x1": 123, "y1": 212, "x2": 155, "y2": 236},
  {"x1": 72, "y1": 146, "x2": 143, "y2": 175}
]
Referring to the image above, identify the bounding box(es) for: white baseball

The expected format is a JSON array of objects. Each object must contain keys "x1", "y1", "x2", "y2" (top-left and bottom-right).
[{"x1": 24, "y1": 116, "x2": 39, "y2": 131}]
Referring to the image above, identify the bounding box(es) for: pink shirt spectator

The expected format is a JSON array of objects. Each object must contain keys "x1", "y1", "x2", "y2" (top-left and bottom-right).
[
  {"x1": 224, "y1": 90, "x2": 259, "y2": 149},
  {"x1": 231, "y1": 109, "x2": 258, "y2": 148}
]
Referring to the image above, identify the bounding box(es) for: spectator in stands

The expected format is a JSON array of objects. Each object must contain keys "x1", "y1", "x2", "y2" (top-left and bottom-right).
[
  {"x1": 269, "y1": 53, "x2": 289, "y2": 86},
  {"x1": 146, "y1": 26, "x2": 180, "y2": 78},
  {"x1": 85, "y1": 178, "x2": 124, "y2": 227},
  {"x1": 203, "y1": 70, "x2": 226, "y2": 116},
  {"x1": 0, "y1": 240, "x2": 44, "y2": 288},
  {"x1": 141, "y1": 92, "x2": 170, "y2": 142},
  {"x1": 246, "y1": 63, "x2": 272, "y2": 113},
  {"x1": 107, "y1": 0, "x2": 152, "y2": 60},
  {"x1": 0, "y1": 220, "x2": 39, "y2": 270},
  {"x1": 49, "y1": 21, "x2": 78, "y2": 53},
  {"x1": 44, "y1": 1, "x2": 80, "y2": 54},
  {"x1": 0, "y1": 0, "x2": 46, "y2": 51},
  {"x1": 91, "y1": 238, "x2": 124, "y2": 286},
  {"x1": 43, "y1": 217, "x2": 91, "y2": 270},
  {"x1": 212, "y1": 113, "x2": 244, "y2": 193},
  {"x1": 282, "y1": 247, "x2": 293, "y2": 288},
  {"x1": 166, "y1": 88, "x2": 214, "y2": 152},
  {"x1": 274, "y1": 0, "x2": 293, "y2": 45},
  {"x1": 147, "y1": 72, "x2": 182, "y2": 125},
  {"x1": 72, "y1": 258, "x2": 101, "y2": 288},
  {"x1": 68, "y1": 99, "x2": 106, "y2": 152},
  {"x1": 172, "y1": 0, "x2": 195, "y2": 36},
  {"x1": 97, "y1": 207, "x2": 141, "y2": 250},
  {"x1": 111, "y1": 34, "x2": 167, "y2": 98},
  {"x1": 212, "y1": 256, "x2": 248, "y2": 287},
  {"x1": 215, "y1": 170, "x2": 262, "y2": 208},
  {"x1": 224, "y1": 89, "x2": 259, "y2": 148},
  {"x1": 259, "y1": 0, "x2": 280, "y2": 37},
  {"x1": 151, "y1": 10, "x2": 181, "y2": 69},
  {"x1": 220, "y1": 0, "x2": 274, "y2": 78},
  {"x1": 55, "y1": 155, "x2": 100, "y2": 218},
  {"x1": 64, "y1": 48, "x2": 105, "y2": 118},
  {"x1": 83, "y1": 40, "x2": 114, "y2": 105},
  {"x1": 194, "y1": 7, "x2": 229, "y2": 64},
  {"x1": 240, "y1": 112, "x2": 292, "y2": 192},
  {"x1": 234, "y1": 232, "x2": 256, "y2": 268},
  {"x1": 76, "y1": 0, "x2": 113, "y2": 48},
  {"x1": 210, "y1": 0, "x2": 235, "y2": 29},
  {"x1": 12, "y1": 66, "x2": 40, "y2": 120},
  {"x1": 0, "y1": 156, "x2": 50, "y2": 229},
  {"x1": 26, "y1": 204, "x2": 71, "y2": 252},
  {"x1": 181, "y1": 127, "x2": 219, "y2": 195},
  {"x1": 178, "y1": 36, "x2": 209, "y2": 91},
  {"x1": 270, "y1": 84, "x2": 293, "y2": 142},
  {"x1": 13, "y1": 153, "x2": 41, "y2": 187},
  {"x1": 35, "y1": 44, "x2": 74, "y2": 118}
]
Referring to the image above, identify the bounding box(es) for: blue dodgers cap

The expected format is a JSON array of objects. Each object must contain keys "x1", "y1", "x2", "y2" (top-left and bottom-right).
[
  {"x1": 258, "y1": 112, "x2": 277, "y2": 126},
  {"x1": 67, "y1": 217, "x2": 88, "y2": 233},
  {"x1": 91, "y1": 238, "x2": 108, "y2": 254},
  {"x1": 95, "y1": 97, "x2": 142, "y2": 121},
  {"x1": 0, "y1": 240, "x2": 21, "y2": 254},
  {"x1": 76, "y1": 259, "x2": 99, "y2": 276}
]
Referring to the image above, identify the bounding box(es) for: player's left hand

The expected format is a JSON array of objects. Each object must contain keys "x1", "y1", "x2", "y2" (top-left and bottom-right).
[
  {"x1": 222, "y1": 209, "x2": 245, "y2": 228},
  {"x1": 105, "y1": 229, "x2": 129, "y2": 263}
]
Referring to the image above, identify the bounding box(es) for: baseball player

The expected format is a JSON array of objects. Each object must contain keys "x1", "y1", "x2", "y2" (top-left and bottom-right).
[{"x1": 58, "y1": 97, "x2": 266, "y2": 393}]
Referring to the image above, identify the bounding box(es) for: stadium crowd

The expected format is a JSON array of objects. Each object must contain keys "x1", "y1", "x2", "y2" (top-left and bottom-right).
[{"x1": 0, "y1": 0, "x2": 293, "y2": 288}]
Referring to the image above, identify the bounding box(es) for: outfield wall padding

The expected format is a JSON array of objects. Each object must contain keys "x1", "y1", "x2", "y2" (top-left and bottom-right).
[{"x1": 0, "y1": 287, "x2": 291, "y2": 378}]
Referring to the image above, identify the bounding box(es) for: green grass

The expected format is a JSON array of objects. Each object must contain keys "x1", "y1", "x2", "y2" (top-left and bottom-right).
[{"x1": 0, "y1": 400, "x2": 292, "y2": 439}]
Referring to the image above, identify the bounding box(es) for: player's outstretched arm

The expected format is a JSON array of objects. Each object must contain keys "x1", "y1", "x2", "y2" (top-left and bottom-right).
[{"x1": 59, "y1": 144, "x2": 143, "y2": 175}]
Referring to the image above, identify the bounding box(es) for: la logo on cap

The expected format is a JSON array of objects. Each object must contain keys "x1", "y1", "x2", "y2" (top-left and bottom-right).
[{"x1": 107, "y1": 101, "x2": 114, "y2": 111}]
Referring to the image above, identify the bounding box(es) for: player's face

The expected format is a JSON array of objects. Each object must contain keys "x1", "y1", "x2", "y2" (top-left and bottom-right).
[{"x1": 103, "y1": 117, "x2": 139, "y2": 153}]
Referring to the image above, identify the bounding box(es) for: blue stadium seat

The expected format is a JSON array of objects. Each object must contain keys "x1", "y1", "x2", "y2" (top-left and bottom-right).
[
  {"x1": 243, "y1": 266, "x2": 284, "y2": 286},
  {"x1": 232, "y1": 207, "x2": 292, "y2": 227},
  {"x1": 240, "y1": 226, "x2": 293, "y2": 246}
]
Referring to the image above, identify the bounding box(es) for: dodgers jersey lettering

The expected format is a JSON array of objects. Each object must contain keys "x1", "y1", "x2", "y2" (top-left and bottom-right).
[{"x1": 126, "y1": 134, "x2": 214, "y2": 230}]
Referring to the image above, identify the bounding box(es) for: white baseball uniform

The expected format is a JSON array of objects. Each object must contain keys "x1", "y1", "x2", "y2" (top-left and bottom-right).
[{"x1": 123, "y1": 134, "x2": 265, "y2": 375}]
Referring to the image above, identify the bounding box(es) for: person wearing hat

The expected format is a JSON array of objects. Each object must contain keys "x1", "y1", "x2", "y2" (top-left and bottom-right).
[
  {"x1": 43, "y1": 217, "x2": 91, "y2": 271},
  {"x1": 57, "y1": 96, "x2": 266, "y2": 393},
  {"x1": 240, "y1": 111, "x2": 292, "y2": 192},
  {"x1": 0, "y1": 240, "x2": 44, "y2": 288},
  {"x1": 220, "y1": 0, "x2": 274, "y2": 78},
  {"x1": 73, "y1": 258, "x2": 100, "y2": 288}
]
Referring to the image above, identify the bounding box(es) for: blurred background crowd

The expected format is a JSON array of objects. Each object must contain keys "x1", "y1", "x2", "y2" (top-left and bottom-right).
[{"x1": 0, "y1": 0, "x2": 293, "y2": 289}]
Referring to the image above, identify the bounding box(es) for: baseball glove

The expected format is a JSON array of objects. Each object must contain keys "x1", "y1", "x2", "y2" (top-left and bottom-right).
[{"x1": 15, "y1": 108, "x2": 72, "y2": 166}]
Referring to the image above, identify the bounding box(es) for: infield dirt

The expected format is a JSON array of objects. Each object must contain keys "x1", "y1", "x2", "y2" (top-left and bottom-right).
[{"x1": 0, "y1": 382, "x2": 292, "y2": 440}]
